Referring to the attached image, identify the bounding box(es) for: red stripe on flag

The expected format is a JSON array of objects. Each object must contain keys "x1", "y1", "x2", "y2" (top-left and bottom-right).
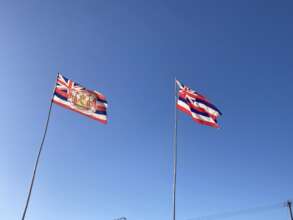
[
  {"x1": 95, "y1": 103, "x2": 107, "y2": 112},
  {"x1": 54, "y1": 88, "x2": 68, "y2": 98}
]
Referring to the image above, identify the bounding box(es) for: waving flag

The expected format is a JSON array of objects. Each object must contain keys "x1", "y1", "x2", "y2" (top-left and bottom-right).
[
  {"x1": 176, "y1": 80, "x2": 222, "y2": 128},
  {"x1": 53, "y1": 73, "x2": 108, "y2": 124}
]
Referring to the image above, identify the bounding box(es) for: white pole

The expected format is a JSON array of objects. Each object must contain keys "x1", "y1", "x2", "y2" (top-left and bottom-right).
[{"x1": 172, "y1": 78, "x2": 178, "y2": 220}]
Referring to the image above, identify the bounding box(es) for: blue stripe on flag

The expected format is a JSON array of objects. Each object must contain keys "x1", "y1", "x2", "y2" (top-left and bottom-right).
[
  {"x1": 54, "y1": 91, "x2": 67, "y2": 101},
  {"x1": 97, "y1": 98, "x2": 107, "y2": 104},
  {"x1": 95, "y1": 110, "x2": 107, "y2": 115},
  {"x1": 178, "y1": 97, "x2": 211, "y2": 118},
  {"x1": 195, "y1": 98, "x2": 222, "y2": 115}
]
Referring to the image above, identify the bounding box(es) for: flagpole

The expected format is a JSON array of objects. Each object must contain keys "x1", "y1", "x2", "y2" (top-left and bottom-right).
[
  {"x1": 21, "y1": 92, "x2": 55, "y2": 220},
  {"x1": 172, "y1": 78, "x2": 178, "y2": 220},
  {"x1": 287, "y1": 201, "x2": 293, "y2": 220}
]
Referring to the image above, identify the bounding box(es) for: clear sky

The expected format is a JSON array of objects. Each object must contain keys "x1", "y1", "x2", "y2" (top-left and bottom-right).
[{"x1": 1, "y1": 0, "x2": 293, "y2": 220}]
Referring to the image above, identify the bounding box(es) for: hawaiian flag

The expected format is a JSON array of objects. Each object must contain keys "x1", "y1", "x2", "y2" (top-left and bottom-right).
[
  {"x1": 176, "y1": 80, "x2": 222, "y2": 128},
  {"x1": 53, "y1": 73, "x2": 108, "y2": 124}
]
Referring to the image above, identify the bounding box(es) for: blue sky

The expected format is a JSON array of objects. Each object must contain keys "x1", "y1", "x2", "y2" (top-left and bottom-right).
[{"x1": 1, "y1": 0, "x2": 293, "y2": 220}]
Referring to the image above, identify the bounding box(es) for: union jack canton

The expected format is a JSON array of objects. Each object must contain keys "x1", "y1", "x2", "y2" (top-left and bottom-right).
[
  {"x1": 176, "y1": 80, "x2": 222, "y2": 128},
  {"x1": 53, "y1": 73, "x2": 108, "y2": 124}
]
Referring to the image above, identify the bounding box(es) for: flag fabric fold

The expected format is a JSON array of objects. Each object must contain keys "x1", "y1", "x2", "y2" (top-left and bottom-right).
[
  {"x1": 53, "y1": 73, "x2": 108, "y2": 124},
  {"x1": 176, "y1": 80, "x2": 221, "y2": 128}
]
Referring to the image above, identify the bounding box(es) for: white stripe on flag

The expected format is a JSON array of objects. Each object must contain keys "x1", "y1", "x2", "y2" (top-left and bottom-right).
[{"x1": 188, "y1": 98, "x2": 220, "y2": 118}]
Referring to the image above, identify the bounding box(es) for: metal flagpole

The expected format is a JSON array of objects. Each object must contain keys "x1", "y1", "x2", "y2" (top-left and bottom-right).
[
  {"x1": 172, "y1": 78, "x2": 178, "y2": 220},
  {"x1": 287, "y1": 200, "x2": 293, "y2": 220},
  {"x1": 21, "y1": 91, "x2": 55, "y2": 220}
]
